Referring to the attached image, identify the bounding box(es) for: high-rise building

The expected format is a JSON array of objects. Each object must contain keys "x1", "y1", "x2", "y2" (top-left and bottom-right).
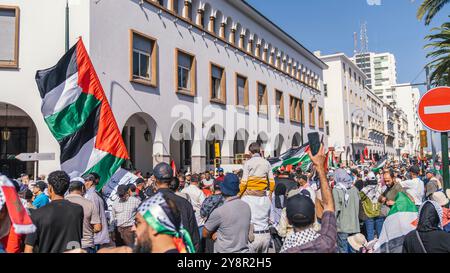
[{"x1": 353, "y1": 52, "x2": 398, "y2": 103}]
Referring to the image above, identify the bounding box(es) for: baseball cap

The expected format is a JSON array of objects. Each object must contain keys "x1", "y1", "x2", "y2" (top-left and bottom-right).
[
  {"x1": 71, "y1": 177, "x2": 85, "y2": 184},
  {"x1": 219, "y1": 173, "x2": 240, "y2": 196},
  {"x1": 286, "y1": 194, "x2": 315, "y2": 227},
  {"x1": 153, "y1": 162, "x2": 173, "y2": 181},
  {"x1": 217, "y1": 167, "x2": 224, "y2": 172}
]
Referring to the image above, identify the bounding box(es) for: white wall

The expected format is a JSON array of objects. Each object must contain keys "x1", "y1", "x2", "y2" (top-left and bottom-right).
[{"x1": 0, "y1": 0, "x2": 90, "y2": 176}]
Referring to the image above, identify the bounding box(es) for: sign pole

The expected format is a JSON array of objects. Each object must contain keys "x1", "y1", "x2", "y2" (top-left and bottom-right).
[{"x1": 443, "y1": 132, "x2": 450, "y2": 191}]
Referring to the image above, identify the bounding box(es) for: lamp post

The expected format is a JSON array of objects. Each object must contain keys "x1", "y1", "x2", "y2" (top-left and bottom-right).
[
  {"x1": 351, "y1": 108, "x2": 365, "y2": 163},
  {"x1": 300, "y1": 86, "x2": 319, "y2": 145}
]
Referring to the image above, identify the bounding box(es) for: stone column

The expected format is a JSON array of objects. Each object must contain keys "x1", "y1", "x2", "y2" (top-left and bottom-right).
[
  {"x1": 239, "y1": 34, "x2": 244, "y2": 49},
  {"x1": 262, "y1": 48, "x2": 268, "y2": 62},
  {"x1": 208, "y1": 16, "x2": 215, "y2": 33},
  {"x1": 167, "y1": 0, "x2": 175, "y2": 12},
  {"x1": 219, "y1": 23, "x2": 225, "y2": 39},
  {"x1": 182, "y1": 0, "x2": 190, "y2": 19},
  {"x1": 255, "y1": 44, "x2": 261, "y2": 58},
  {"x1": 196, "y1": 9, "x2": 203, "y2": 27},
  {"x1": 191, "y1": 156, "x2": 206, "y2": 173},
  {"x1": 230, "y1": 29, "x2": 236, "y2": 44},
  {"x1": 247, "y1": 39, "x2": 253, "y2": 54}
]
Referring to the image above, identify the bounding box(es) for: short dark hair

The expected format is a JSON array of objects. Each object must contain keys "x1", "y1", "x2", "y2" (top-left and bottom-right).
[
  {"x1": 48, "y1": 171, "x2": 70, "y2": 196},
  {"x1": 249, "y1": 142, "x2": 261, "y2": 154},
  {"x1": 83, "y1": 174, "x2": 97, "y2": 183},
  {"x1": 68, "y1": 181, "x2": 85, "y2": 193},
  {"x1": 168, "y1": 177, "x2": 180, "y2": 192},
  {"x1": 89, "y1": 172, "x2": 100, "y2": 181},
  {"x1": 383, "y1": 168, "x2": 395, "y2": 179},
  {"x1": 128, "y1": 184, "x2": 137, "y2": 193}
]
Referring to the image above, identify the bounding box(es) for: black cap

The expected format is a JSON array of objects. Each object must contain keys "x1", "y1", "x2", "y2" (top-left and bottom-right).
[
  {"x1": 117, "y1": 184, "x2": 129, "y2": 197},
  {"x1": 409, "y1": 165, "x2": 420, "y2": 175},
  {"x1": 153, "y1": 162, "x2": 173, "y2": 181},
  {"x1": 286, "y1": 194, "x2": 315, "y2": 227}
]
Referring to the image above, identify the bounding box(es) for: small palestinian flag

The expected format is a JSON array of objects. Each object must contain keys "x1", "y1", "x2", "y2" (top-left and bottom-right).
[
  {"x1": 269, "y1": 144, "x2": 311, "y2": 173},
  {"x1": 374, "y1": 192, "x2": 418, "y2": 253},
  {"x1": 35, "y1": 39, "x2": 129, "y2": 190},
  {"x1": 372, "y1": 155, "x2": 387, "y2": 173}
]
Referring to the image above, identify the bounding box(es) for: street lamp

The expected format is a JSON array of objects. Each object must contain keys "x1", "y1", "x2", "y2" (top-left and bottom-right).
[
  {"x1": 351, "y1": 108, "x2": 365, "y2": 163},
  {"x1": 1, "y1": 104, "x2": 11, "y2": 142},
  {"x1": 300, "y1": 86, "x2": 320, "y2": 145}
]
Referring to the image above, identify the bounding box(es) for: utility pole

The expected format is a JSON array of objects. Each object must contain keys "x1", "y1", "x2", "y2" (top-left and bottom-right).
[
  {"x1": 443, "y1": 71, "x2": 450, "y2": 191},
  {"x1": 65, "y1": 0, "x2": 70, "y2": 52},
  {"x1": 426, "y1": 66, "x2": 437, "y2": 165}
]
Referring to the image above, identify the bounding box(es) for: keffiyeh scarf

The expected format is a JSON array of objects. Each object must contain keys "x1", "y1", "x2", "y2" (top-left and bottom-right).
[
  {"x1": 280, "y1": 228, "x2": 320, "y2": 252},
  {"x1": 0, "y1": 175, "x2": 36, "y2": 235},
  {"x1": 334, "y1": 169, "x2": 353, "y2": 207},
  {"x1": 138, "y1": 192, "x2": 195, "y2": 253}
]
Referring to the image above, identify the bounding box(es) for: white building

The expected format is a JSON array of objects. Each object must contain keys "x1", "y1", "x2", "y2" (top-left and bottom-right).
[
  {"x1": 365, "y1": 87, "x2": 385, "y2": 159},
  {"x1": 383, "y1": 103, "x2": 396, "y2": 158},
  {"x1": 0, "y1": 0, "x2": 327, "y2": 177},
  {"x1": 353, "y1": 52, "x2": 398, "y2": 103},
  {"x1": 320, "y1": 52, "x2": 375, "y2": 163},
  {"x1": 392, "y1": 83, "x2": 422, "y2": 154}
]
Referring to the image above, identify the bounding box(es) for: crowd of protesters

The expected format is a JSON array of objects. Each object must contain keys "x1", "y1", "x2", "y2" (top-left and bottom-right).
[{"x1": 1, "y1": 142, "x2": 450, "y2": 253}]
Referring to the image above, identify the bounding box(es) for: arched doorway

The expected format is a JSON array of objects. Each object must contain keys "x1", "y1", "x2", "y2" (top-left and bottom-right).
[
  {"x1": 233, "y1": 129, "x2": 249, "y2": 164},
  {"x1": 0, "y1": 103, "x2": 38, "y2": 178},
  {"x1": 274, "y1": 134, "x2": 285, "y2": 157},
  {"x1": 257, "y1": 132, "x2": 269, "y2": 157},
  {"x1": 122, "y1": 112, "x2": 162, "y2": 174},
  {"x1": 205, "y1": 124, "x2": 225, "y2": 166},
  {"x1": 170, "y1": 120, "x2": 194, "y2": 172},
  {"x1": 292, "y1": 132, "x2": 302, "y2": 148}
]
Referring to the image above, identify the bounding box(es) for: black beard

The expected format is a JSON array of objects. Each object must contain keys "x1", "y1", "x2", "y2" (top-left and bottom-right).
[{"x1": 133, "y1": 239, "x2": 152, "y2": 253}]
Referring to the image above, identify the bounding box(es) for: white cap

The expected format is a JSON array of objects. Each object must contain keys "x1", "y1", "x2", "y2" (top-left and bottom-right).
[{"x1": 70, "y1": 177, "x2": 85, "y2": 184}]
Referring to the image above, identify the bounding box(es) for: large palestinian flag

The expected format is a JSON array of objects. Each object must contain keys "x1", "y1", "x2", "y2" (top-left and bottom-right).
[
  {"x1": 269, "y1": 144, "x2": 312, "y2": 173},
  {"x1": 374, "y1": 192, "x2": 418, "y2": 253},
  {"x1": 35, "y1": 39, "x2": 129, "y2": 190}
]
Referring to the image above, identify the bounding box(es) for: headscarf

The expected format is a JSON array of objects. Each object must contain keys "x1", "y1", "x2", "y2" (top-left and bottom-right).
[
  {"x1": 274, "y1": 183, "x2": 287, "y2": 209},
  {"x1": 0, "y1": 174, "x2": 36, "y2": 235},
  {"x1": 417, "y1": 200, "x2": 443, "y2": 232},
  {"x1": 334, "y1": 168, "x2": 353, "y2": 206},
  {"x1": 137, "y1": 192, "x2": 195, "y2": 253}
]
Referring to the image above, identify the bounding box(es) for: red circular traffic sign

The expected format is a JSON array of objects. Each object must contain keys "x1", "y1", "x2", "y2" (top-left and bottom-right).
[{"x1": 418, "y1": 86, "x2": 450, "y2": 132}]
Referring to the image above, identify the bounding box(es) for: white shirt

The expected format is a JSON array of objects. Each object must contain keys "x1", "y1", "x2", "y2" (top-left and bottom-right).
[
  {"x1": 400, "y1": 178, "x2": 425, "y2": 206},
  {"x1": 181, "y1": 184, "x2": 206, "y2": 225}
]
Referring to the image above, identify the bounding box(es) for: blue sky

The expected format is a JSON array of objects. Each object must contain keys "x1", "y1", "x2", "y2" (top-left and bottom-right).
[{"x1": 246, "y1": 0, "x2": 449, "y2": 94}]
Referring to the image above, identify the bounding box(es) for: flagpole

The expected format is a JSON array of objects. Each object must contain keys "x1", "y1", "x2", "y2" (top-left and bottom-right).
[{"x1": 65, "y1": 0, "x2": 70, "y2": 52}]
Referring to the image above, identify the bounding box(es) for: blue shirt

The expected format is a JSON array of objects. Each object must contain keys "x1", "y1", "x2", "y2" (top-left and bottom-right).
[{"x1": 32, "y1": 192, "x2": 50, "y2": 208}]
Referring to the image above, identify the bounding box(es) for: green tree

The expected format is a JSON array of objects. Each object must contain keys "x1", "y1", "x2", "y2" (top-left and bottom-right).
[
  {"x1": 424, "y1": 20, "x2": 450, "y2": 85},
  {"x1": 417, "y1": 0, "x2": 449, "y2": 25}
]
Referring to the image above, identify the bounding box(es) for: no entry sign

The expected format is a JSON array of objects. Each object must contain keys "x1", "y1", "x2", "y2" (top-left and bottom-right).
[{"x1": 418, "y1": 86, "x2": 450, "y2": 132}]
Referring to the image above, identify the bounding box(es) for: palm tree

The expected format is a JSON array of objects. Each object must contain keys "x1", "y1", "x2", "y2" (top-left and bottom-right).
[
  {"x1": 417, "y1": 0, "x2": 449, "y2": 25},
  {"x1": 424, "y1": 20, "x2": 450, "y2": 85}
]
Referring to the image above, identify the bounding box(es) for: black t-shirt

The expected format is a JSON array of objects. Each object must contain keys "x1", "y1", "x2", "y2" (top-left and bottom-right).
[
  {"x1": 275, "y1": 177, "x2": 298, "y2": 193},
  {"x1": 25, "y1": 199, "x2": 84, "y2": 253},
  {"x1": 403, "y1": 230, "x2": 450, "y2": 253},
  {"x1": 156, "y1": 189, "x2": 200, "y2": 253}
]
